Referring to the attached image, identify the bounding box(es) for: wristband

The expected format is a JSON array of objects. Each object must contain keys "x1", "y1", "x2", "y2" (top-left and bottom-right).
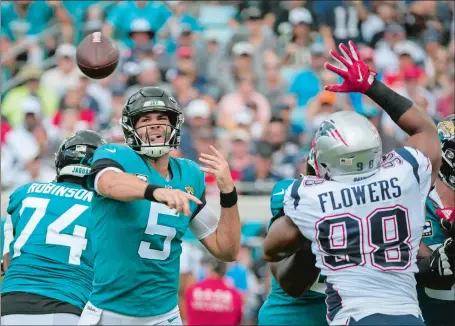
[
  {"x1": 365, "y1": 79, "x2": 413, "y2": 123},
  {"x1": 144, "y1": 184, "x2": 163, "y2": 202},
  {"x1": 220, "y1": 187, "x2": 238, "y2": 208}
]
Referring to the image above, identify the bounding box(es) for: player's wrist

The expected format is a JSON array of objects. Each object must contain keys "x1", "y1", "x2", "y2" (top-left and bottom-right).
[
  {"x1": 220, "y1": 186, "x2": 238, "y2": 208},
  {"x1": 365, "y1": 79, "x2": 413, "y2": 123},
  {"x1": 144, "y1": 184, "x2": 164, "y2": 202}
]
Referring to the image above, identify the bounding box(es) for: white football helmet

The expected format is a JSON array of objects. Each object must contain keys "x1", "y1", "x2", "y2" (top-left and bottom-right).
[{"x1": 312, "y1": 111, "x2": 382, "y2": 182}]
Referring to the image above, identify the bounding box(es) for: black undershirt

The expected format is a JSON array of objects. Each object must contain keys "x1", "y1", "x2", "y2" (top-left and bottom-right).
[{"x1": 1, "y1": 292, "x2": 82, "y2": 316}]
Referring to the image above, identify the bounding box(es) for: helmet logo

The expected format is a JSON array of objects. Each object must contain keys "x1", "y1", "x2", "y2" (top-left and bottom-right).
[
  {"x1": 143, "y1": 100, "x2": 165, "y2": 107},
  {"x1": 316, "y1": 120, "x2": 349, "y2": 147}
]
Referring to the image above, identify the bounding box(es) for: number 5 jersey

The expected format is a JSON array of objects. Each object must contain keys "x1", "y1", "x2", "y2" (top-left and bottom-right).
[
  {"x1": 85, "y1": 143, "x2": 208, "y2": 318},
  {"x1": 283, "y1": 147, "x2": 432, "y2": 325}
]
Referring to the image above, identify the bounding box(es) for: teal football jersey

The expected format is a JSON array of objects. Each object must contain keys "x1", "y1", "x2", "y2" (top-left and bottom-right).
[
  {"x1": 1, "y1": 181, "x2": 94, "y2": 310},
  {"x1": 418, "y1": 192, "x2": 455, "y2": 326},
  {"x1": 258, "y1": 179, "x2": 327, "y2": 326},
  {"x1": 87, "y1": 144, "x2": 206, "y2": 317}
]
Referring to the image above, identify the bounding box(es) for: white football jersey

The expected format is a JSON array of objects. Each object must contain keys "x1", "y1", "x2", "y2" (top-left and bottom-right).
[{"x1": 284, "y1": 147, "x2": 432, "y2": 325}]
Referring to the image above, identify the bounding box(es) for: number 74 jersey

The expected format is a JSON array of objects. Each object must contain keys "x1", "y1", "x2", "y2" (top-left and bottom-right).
[
  {"x1": 2, "y1": 181, "x2": 94, "y2": 310},
  {"x1": 283, "y1": 147, "x2": 432, "y2": 325}
]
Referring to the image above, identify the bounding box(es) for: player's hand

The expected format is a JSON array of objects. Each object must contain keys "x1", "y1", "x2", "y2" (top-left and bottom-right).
[
  {"x1": 199, "y1": 145, "x2": 235, "y2": 193},
  {"x1": 153, "y1": 188, "x2": 202, "y2": 216},
  {"x1": 430, "y1": 238, "x2": 455, "y2": 276},
  {"x1": 324, "y1": 40, "x2": 377, "y2": 94}
]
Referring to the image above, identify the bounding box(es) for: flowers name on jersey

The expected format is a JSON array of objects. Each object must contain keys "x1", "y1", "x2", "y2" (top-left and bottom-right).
[{"x1": 316, "y1": 120, "x2": 348, "y2": 146}]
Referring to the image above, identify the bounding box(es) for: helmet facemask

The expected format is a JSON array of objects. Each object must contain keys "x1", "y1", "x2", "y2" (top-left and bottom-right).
[{"x1": 121, "y1": 109, "x2": 183, "y2": 158}]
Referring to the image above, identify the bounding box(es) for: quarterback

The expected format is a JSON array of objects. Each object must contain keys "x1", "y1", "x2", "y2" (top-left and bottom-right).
[
  {"x1": 263, "y1": 41, "x2": 449, "y2": 325},
  {"x1": 78, "y1": 87, "x2": 240, "y2": 325},
  {"x1": 1, "y1": 130, "x2": 105, "y2": 325}
]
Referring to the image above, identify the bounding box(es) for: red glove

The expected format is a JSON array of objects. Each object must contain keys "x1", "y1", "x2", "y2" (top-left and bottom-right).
[{"x1": 324, "y1": 40, "x2": 377, "y2": 94}]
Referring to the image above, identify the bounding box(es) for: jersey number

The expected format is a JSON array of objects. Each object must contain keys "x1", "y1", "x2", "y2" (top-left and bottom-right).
[
  {"x1": 138, "y1": 202, "x2": 177, "y2": 261},
  {"x1": 316, "y1": 205, "x2": 411, "y2": 271},
  {"x1": 13, "y1": 197, "x2": 89, "y2": 265}
]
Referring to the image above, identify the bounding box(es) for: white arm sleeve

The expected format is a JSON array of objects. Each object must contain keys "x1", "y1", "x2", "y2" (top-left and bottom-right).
[
  {"x1": 94, "y1": 167, "x2": 123, "y2": 195},
  {"x1": 3, "y1": 215, "x2": 13, "y2": 257},
  {"x1": 189, "y1": 204, "x2": 219, "y2": 240}
]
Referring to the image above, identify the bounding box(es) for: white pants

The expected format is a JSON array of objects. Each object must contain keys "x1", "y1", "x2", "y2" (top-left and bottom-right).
[
  {"x1": 78, "y1": 301, "x2": 182, "y2": 325},
  {"x1": 1, "y1": 313, "x2": 80, "y2": 325}
]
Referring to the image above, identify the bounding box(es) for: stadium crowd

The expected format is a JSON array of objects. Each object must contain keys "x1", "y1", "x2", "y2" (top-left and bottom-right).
[{"x1": 1, "y1": 1, "x2": 454, "y2": 324}]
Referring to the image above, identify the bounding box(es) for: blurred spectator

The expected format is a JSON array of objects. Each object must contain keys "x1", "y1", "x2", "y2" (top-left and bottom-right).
[
  {"x1": 194, "y1": 31, "x2": 229, "y2": 99},
  {"x1": 257, "y1": 50, "x2": 289, "y2": 110},
  {"x1": 313, "y1": 0, "x2": 362, "y2": 50},
  {"x1": 227, "y1": 7, "x2": 278, "y2": 77},
  {"x1": 103, "y1": 0, "x2": 171, "y2": 49},
  {"x1": 436, "y1": 65, "x2": 454, "y2": 118},
  {"x1": 198, "y1": 1, "x2": 238, "y2": 45},
  {"x1": 382, "y1": 65, "x2": 436, "y2": 143},
  {"x1": 217, "y1": 73, "x2": 271, "y2": 134},
  {"x1": 101, "y1": 85, "x2": 126, "y2": 144},
  {"x1": 163, "y1": 1, "x2": 202, "y2": 40},
  {"x1": 287, "y1": 43, "x2": 329, "y2": 135},
  {"x1": 362, "y1": 1, "x2": 401, "y2": 47},
  {"x1": 2, "y1": 65, "x2": 59, "y2": 127},
  {"x1": 52, "y1": 88, "x2": 96, "y2": 138},
  {"x1": 280, "y1": 7, "x2": 315, "y2": 70},
  {"x1": 242, "y1": 140, "x2": 280, "y2": 183},
  {"x1": 1, "y1": 97, "x2": 54, "y2": 189},
  {"x1": 124, "y1": 18, "x2": 156, "y2": 61},
  {"x1": 87, "y1": 75, "x2": 115, "y2": 128},
  {"x1": 261, "y1": 118, "x2": 299, "y2": 180},
  {"x1": 40, "y1": 43, "x2": 80, "y2": 97},
  {"x1": 271, "y1": 1, "x2": 311, "y2": 35},
  {"x1": 1, "y1": 1, "x2": 68, "y2": 42},
  {"x1": 374, "y1": 23, "x2": 405, "y2": 74},
  {"x1": 305, "y1": 90, "x2": 339, "y2": 135},
  {"x1": 169, "y1": 68, "x2": 200, "y2": 110},
  {"x1": 126, "y1": 59, "x2": 170, "y2": 99},
  {"x1": 222, "y1": 41, "x2": 257, "y2": 94},
  {"x1": 185, "y1": 256, "x2": 243, "y2": 326},
  {"x1": 227, "y1": 129, "x2": 254, "y2": 180},
  {"x1": 180, "y1": 99, "x2": 212, "y2": 161}
]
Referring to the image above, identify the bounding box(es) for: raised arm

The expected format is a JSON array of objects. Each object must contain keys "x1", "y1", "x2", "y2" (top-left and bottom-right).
[
  {"x1": 324, "y1": 40, "x2": 441, "y2": 185},
  {"x1": 190, "y1": 146, "x2": 241, "y2": 262}
]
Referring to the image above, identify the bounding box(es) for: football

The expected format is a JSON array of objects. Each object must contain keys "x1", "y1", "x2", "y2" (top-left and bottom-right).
[{"x1": 76, "y1": 32, "x2": 119, "y2": 79}]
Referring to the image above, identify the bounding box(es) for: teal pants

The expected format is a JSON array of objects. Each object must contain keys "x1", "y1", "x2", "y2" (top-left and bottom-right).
[{"x1": 258, "y1": 299, "x2": 328, "y2": 325}]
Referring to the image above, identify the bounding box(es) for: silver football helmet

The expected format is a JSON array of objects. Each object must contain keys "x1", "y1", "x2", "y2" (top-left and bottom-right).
[{"x1": 312, "y1": 111, "x2": 382, "y2": 182}]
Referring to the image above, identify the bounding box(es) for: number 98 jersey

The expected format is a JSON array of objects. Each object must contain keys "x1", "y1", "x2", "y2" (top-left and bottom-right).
[
  {"x1": 2, "y1": 181, "x2": 94, "y2": 310},
  {"x1": 283, "y1": 147, "x2": 432, "y2": 325}
]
